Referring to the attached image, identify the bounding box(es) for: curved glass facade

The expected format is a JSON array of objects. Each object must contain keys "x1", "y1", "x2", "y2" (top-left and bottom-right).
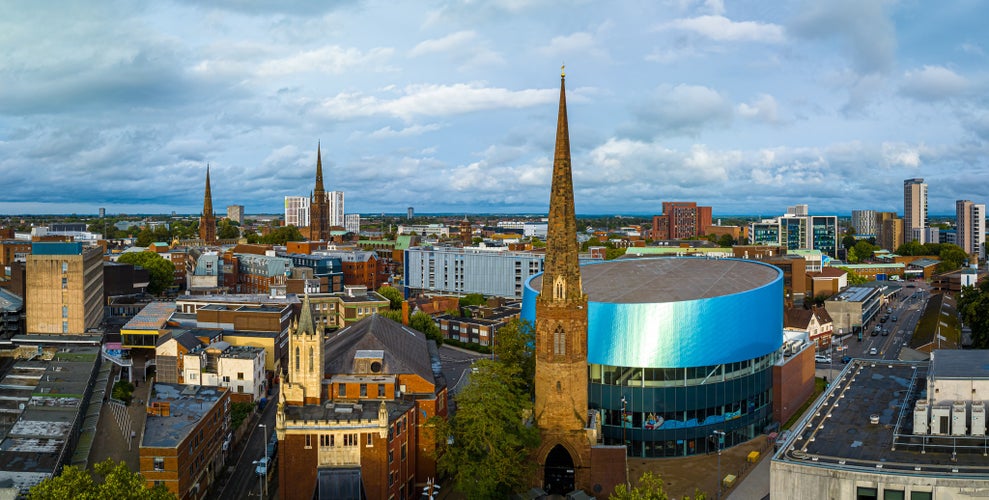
[
  {"x1": 521, "y1": 257, "x2": 784, "y2": 457},
  {"x1": 590, "y1": 353, "x2": 776, "y2": 457}
]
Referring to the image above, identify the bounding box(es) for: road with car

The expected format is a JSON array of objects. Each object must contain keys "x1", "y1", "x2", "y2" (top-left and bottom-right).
[{"x1": 815, "y1": 281, "x2": 931, "y2": 381}]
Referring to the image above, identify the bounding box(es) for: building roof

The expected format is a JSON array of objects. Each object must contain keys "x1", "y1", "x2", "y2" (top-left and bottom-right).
[
  {"x1": 142, "y1": 384, "x2": 226, "y2": 448},
  {"x1": 827, "y1": 286, "x2": 879, "y2": 304},
  {"x1": 529, "y1": 257, "x2": 780, "y2": 304},
  {"x1": 774, "y1": 359, "x2": 989, "y2": 477},
  {"x1": 122, "y1": 302, "x2": 176, "y2": 331},
  {"x1": 0, "y1": 288, "x2": 23, "y2": 313},
  {"x1": 929, "y1": 350, "x2": 989, "y2": 379},
  {"x1": 909, "y1": 258, "x2": 941, "y2": 268},
  {"x1": 325, "y1": 315, "x2": 435, "y2": 388},
  {"x1": 812, "y1": 267, "x2": 847, "y2": 279},
  {"x1": 30, "y1": 242, "x2": 83, "y2": 256}
]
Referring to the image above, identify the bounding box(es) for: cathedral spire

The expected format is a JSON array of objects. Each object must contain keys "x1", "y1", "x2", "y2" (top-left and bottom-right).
[
  {"x1": 541, "y1": 70, "x2": 582, "y2": 303},
  {"x1": 314, "y1": 142, "x2": 325, "y2": 194},
  {"x1": 297, "y1": 294, "x2": 316, "y2": 336},
  {"x1": 199, "y1": 164, "x2": 217, "y2": 243},
  {"x1": 202, "y1": 164, "x2": 214, "y2": 218}
]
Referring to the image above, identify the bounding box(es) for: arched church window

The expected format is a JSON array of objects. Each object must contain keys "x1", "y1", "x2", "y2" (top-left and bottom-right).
[{"x1": 554, "y1": 324, "x2": 566, "y2": 356}]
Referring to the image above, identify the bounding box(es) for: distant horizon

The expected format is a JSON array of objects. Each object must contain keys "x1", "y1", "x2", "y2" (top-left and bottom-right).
[{"x1": 0, "y1": 211, "x2": 965, "y2": 220}]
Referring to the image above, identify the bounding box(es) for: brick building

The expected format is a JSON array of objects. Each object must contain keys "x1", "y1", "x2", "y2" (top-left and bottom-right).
[
  {"x1": 276, "y1": 299, "x2": 447, "y2": 499},
  {"x1": 650, "y1": 202, "x2": 713, "y2": 240},
  {"x1": 140, "y1": 384, "x2": 230, "y2": 499}
]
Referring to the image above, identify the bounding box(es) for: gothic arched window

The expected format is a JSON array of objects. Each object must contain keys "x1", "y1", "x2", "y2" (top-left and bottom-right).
[
  {"x1": 294, "y1": 347, "x2": 300, "y2": 371},
  {"x1": 309, "y1": 346, "x2": 314, "y2": 373},
  {"x1": 553, "y1": 324, "x2": 566, "y2": 356},
  {"x1": 554, "y1": 276, "x2": 566, "y2": 301}
]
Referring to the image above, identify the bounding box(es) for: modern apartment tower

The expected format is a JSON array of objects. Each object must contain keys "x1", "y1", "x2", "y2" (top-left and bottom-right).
[
  {"x1": 199, "y1": 166, "x2": 216, "y2": 243},
  {"x1": 904, "y1": 178, "x2": 928, "y2": 244},
  {"x1": 226, "y1": 205, "x2": 244, "y2": 225},
  {"x1": 956, "y1": 200, "x2": 986, "y2": 261},
  {"x1": 284, "y1": 196, "x2": 310, "y2": 228},
  {"x1": 851, "y1": 210, "x2": 879, "y2": 237},
  {"x1": 651, "y1": 202, "x2": 712, "y2": 240}
]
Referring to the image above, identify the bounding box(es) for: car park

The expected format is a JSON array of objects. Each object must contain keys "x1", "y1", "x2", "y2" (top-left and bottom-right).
[
  {"x1": 815, "y1": 354, "x2": 830, "y2": 363},
  {"x1": 868, "y1": 347, "x2": 878, "y2": 356}
]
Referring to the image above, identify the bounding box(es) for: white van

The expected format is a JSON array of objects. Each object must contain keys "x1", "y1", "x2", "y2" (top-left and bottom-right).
[{"x1": 814, "y1": 354, "x2": 830, "y2": 363}]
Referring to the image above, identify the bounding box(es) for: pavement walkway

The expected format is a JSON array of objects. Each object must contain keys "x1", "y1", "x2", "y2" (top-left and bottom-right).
[{"x1": 87, "y1": 356, "x2": 151, "y2": 472}]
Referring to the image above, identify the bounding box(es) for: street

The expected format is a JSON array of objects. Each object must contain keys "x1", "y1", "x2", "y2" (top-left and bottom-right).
[
  {"x1": 215, "y1": 387, "x2": 279, "y2": 500},
  {"x1": 816, "y1": 282, "x2": 931, "y2": 381}
]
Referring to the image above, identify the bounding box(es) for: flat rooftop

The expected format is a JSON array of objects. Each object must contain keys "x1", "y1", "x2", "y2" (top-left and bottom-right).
[
  {"x1": 529, "y1": 257, "x2": 779, "y2": 304},
  {"x1": 930, "y1": 350, "x2": 989, "y2": 379},
  {"x1": 775, "y1": 359, "x2": 989, "y2": 477},
  {"x1": 142, "y1": 384, "x2": 226, "y2": 448},
  {"x1": 123, "y1": 302, "x2": 176, "y2": 330}
]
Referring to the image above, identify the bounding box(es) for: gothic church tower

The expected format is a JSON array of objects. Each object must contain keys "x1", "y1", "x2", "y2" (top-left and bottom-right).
[
  {"x1": 282, "y1": 295, "x2": 324, "y2": 406},
  {"x1": 309, "y1": 144, "x2": 330, "y2": 242},
  {"x1": 533, "y1": 69, "x2": 592, "y2": 494},
  {"x1": 199, "y1": 165, "x2": 216, "y2": 243}
]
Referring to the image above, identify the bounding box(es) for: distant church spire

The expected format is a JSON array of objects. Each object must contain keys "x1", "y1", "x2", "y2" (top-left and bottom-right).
[
  {"x1": 310, "y1": 142, "x2": 330, "y2": 241},
  {"x1": 199, "y1": 164, "x2": 216, "y2": 243}
]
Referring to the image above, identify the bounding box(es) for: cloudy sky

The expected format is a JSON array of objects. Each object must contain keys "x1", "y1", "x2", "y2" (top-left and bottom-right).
[{"x1": 1, "y1": 1, "x2": 987, "y2": 217}]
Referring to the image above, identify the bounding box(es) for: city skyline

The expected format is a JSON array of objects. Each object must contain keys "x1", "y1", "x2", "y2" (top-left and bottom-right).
[{"x1": 2, "y1": 1, "x2": 988, "y2": 216}]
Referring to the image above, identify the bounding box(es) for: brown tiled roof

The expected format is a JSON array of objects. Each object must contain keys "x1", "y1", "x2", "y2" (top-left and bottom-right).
[
  {"x1": 813, "y1": 267, "x2": 847, "y2": 278},
  {"x1": 812, "y1": 305, "x2": 833, "y2": 325},
  {"x1": 783, "y1": 308, "x2": 813, "y2": 329}
]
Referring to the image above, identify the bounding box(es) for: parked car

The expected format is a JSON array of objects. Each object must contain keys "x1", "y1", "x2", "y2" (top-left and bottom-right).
[
  {"x1": 891, "y1": 316, "x2": 897, "y2": 322},
  {"x1": 814, "y1": 354, "x2": 830, "y2": 363},
  {"x1": 882, "y1": 328, "x2": 890, "y2": 336},
  {"x1": 255, "y1": 456, "x2": 270, "y2": 477},
  {"x1": 868, "y1": 347, "x2": 878, "y2": 356},
  {"x1": 841, "y1": 355, "x2": 851, "y2": 364},
  {"x1": 267, "y1": 433, "x2": 278, "y2": 458}
]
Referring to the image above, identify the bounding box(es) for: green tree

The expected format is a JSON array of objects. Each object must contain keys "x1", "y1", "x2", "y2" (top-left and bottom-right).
[
  {"x1": 217, "y1": 220, "x2": 240, "y2": 240},
  {"x1": 112, "y1": 380, "x2": 134, "y2": 405},
  {"x1": 432, "y1": 359, "x2": 539, "y2": 499},
  {"x1": 610, "y1": 471, "x2": 706, "y2": 500},
  {"x1": 842, "y1": 234, "x2": 857, "y2": 251},
  {"x1": 117, "y1": 251, "x2": 176, "y2": 295},
  {"x1": 260, "y1": 225, "x2": 304, "y2": 245},
  {"x1": 493, "y1": 318, "x2": 535, "y2": 396},
  {"x1": 717, "y1": 234, "x2": 735, "y2": 247},
  {"x1": 409, "y1": 311, "x2": 443, "y2": 345},
  {"x1": 852, "y1": 240, "x2": 876, "y2": 262},
  {"x1": 377, "y1": 285, "x2": 404, "y2": 310},
  {"x1": 895, "y1": 240, "x2": 925, "y2": 256},
  {"x1": 29, "y1": 458, "x2": 174, "y2": 500},
  {"x1": 960, "y1": 282, "x2": 989, "y2": 348},
  {"x1": 135, "y1": 228, "x2": 154, "y2": 247},
  {"x1": 459, "y1": 293, "x2": 487, "y2": 308},
  {"x1": 379, "y1": 309, "x2": 404, "y2": 323},
  {"x1": 838, "y1": 267, "x2": 868, "y2": 285},
  {"x1": 605, "y1": 247, "x2": 627, "y2": 260},
  {"x1": 937, "y1": 244, "x2": 968, "y2": 273}
]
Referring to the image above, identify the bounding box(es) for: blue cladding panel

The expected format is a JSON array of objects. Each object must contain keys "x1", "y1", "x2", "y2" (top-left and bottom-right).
[{"x1": 522, "y1": 259, "x2": 783, "y2": 368}]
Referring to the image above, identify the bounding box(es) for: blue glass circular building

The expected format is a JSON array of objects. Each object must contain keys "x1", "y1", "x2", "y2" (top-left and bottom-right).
[{"x1": 522, "y1": 257, "x2": 783, "y2": 457}]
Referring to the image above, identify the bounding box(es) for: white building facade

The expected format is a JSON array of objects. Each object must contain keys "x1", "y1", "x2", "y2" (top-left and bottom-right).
[
  {"x1": 404, "y1": 246, "x2": 544, "y2": 298},
  {"x1": 182, "y1": 342, "x2": 267, "y2": 401}
]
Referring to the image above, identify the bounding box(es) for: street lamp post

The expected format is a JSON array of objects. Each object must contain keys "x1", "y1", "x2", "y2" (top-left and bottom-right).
[
  {"x1": 259, "y1": 424, "x2": 268, "y2": 499},
  {"x1": 712, "y1": 430, "x2": 725, "y2": 500}
]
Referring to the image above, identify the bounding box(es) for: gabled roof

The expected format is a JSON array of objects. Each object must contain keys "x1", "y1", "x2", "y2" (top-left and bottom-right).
[
  {"x1": 325, "y1": 314, "x2": 435, "y2": 387},
  {"x1": 813, "y1": 267, "x2": 847, "y2": 278},
  {"x1": 812, "y1": 305, "x2": 833, "y2": 325},
  {"x1": 783, "y1": 308, "x2": 813, "y2": 329}
]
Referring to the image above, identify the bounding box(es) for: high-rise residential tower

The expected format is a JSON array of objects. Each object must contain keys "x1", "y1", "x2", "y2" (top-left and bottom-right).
[
  {"x1": 309, "y1": 144, "x2": 330, "y2": 241},
  {"x1": 533, "y1": 69, "x2": 592, "y2": 494},
  {"x1": 199, "y1": 165, "x2": 216, "y2": 243},
  {"x1": 956, "y1": 200, "x2": 986, "y2": 261},
  {"x1": 904, "y1": 178, "x2": 928, "y2": 244}
]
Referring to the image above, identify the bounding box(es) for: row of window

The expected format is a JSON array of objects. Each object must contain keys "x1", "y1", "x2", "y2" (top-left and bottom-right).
[
  {"x1": 856, "y1": 488, "x2": 931, "y2": 500},
  {"x1": 590, "y1": 353, "x2": 776, "y2": 387},
  {"x1": 338, "y1": 383, "x2": 387, "y2": 398}
]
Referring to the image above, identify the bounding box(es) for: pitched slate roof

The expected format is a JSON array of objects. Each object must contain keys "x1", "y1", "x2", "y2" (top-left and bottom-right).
[
  {"x1": 325, "y1": 314, "x2": 434, "y2": 387},
  {"x1": 783, "y1": 308, "x2": 813, "y2": 329}
]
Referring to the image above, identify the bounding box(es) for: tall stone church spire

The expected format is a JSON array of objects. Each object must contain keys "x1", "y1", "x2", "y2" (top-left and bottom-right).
[
  {"x1": 533, "y1": 68, "x2": 592, "y2": 495},
  {"x1": 310, "y1": 143, "x2": 330, "y2": 241},
  {"x1": 199, "y1": 164, "x2": 216, "y2": 243}
]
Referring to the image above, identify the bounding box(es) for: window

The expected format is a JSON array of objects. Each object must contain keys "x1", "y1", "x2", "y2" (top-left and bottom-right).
[
  {"x1": 553, "y1": 325, "x2": 566, "y2": 355},
  {"x1": 62, "y1": 306, "x2": 68, "y2": 318},
  {"x1": 910, "y1": 493, "x2": 932, "y2": 500},
  {"x1": 339, "y1": 383, "x2": 347, "y2": 397},
  {"x1": 61, "y1": 277, "x2": 67, "y2": 288},
  {"x1": 304, "y1": 434, "x2": 312, "y2": 449},
  {"x1": 237, "y1": 385, "x2": 244, "y2": 393},
  {"x1": 856, "y1": 487, "x2": 877, "y2": 500},
  {"x1": 308, "y1": 346, "x2": 314, "y2": 373},
  {"x1": 378, "y1": 384, "x2": 385, "y2": 398},
  {"x1": 401, "y1": 443, "x2": 407, "y2": 461},
  {"x1": 62, "y1": 322, "x2": 68, "y2": 334},
  {"x1": 237, "y1": 372, "x2": 244, "y2": 380},
  {"x1": 222, "y1": 376, "x2": 230, "y2": 383},
  {"x1": 320, "y1": 434, "x2": 331, "y2": 447},
  {"x1": 388, "y1": 449, "x2": 394, "y2": 464},
  {"x1": 294, "y1": 347, "x2": 300, "y2": 371},
  {"x1": 366, "y1": 434, "x2": 373, "y2": 447},
  {"x1": 883, "y1": 491, "x2": 904, "y2": 500},
  {"x1": 360, "y1": 384, "x2": 367, "y2": 398},
  {"x1": 344, "y1": 433, "x2": 358, "y2": 446},
  {"x1": 153, "y1": 457, "x2": 165, "y2": 471},
  {"x1": 61, "y1": 262, "x2": 68, "y2": 273}
]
